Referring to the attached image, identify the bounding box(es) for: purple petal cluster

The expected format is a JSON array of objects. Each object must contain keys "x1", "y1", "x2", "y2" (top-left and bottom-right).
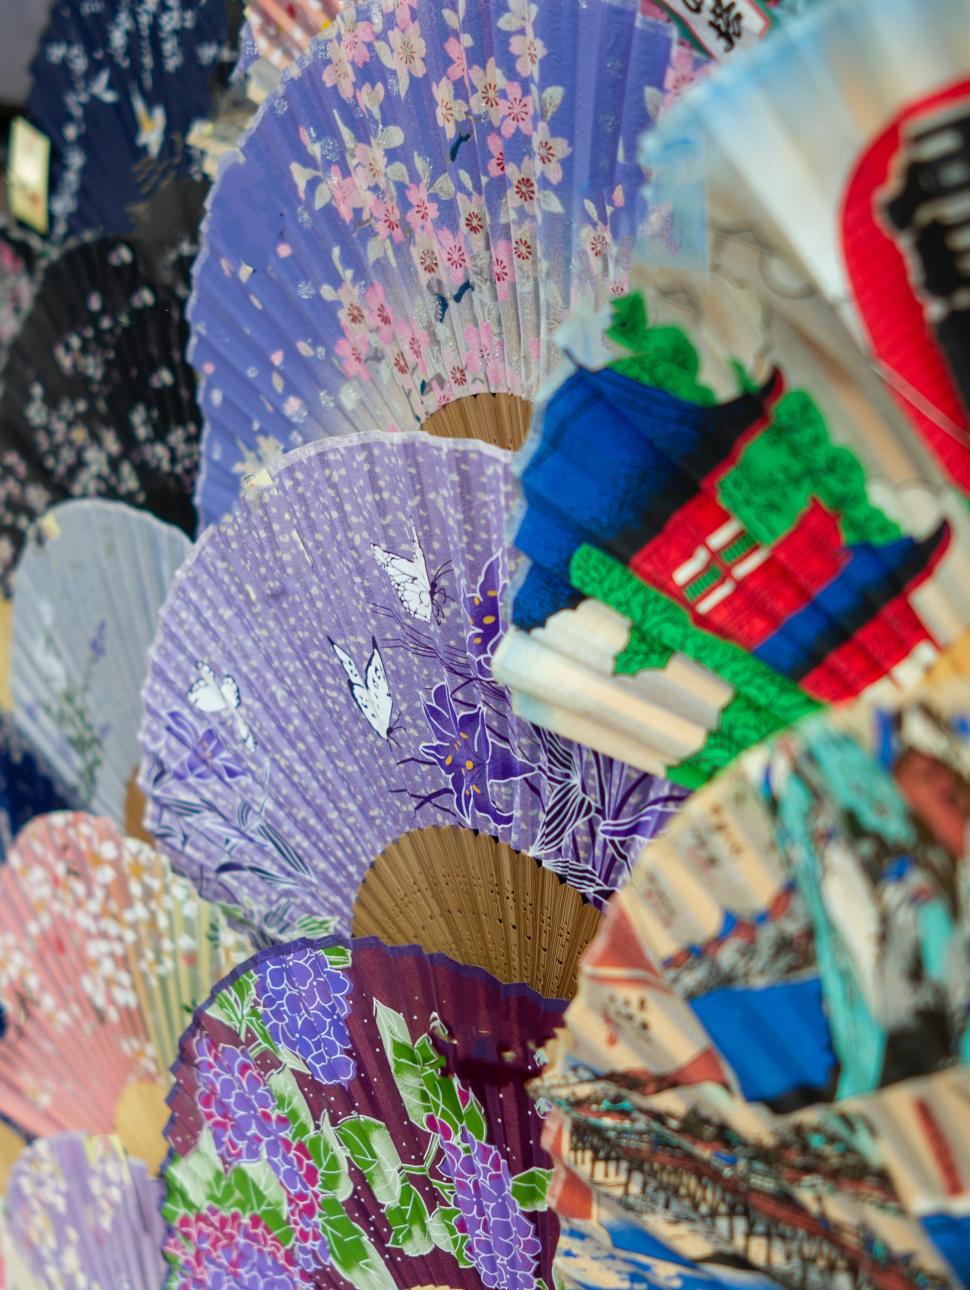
[
  {"x1": 464, "y1": 553, "x2": 504, "y2": 678},
  {"x1": 437, "y1": 1125, "x2": 539, "y2": 1290},
  {"x1": 167, "y1": 1206, "x2": 307, "y2": 1289},
  {"x1": 167, "y1": 711, "x2": 244, "y2": 783},
  {"x1": 256, "y1": 949, "x2": 356, "y2": 1084},
  {"x1": 420, "y1": 683, "x2": 532, "y2": 828},
  {"x1": 195, "y1": 1037, "x2": 288, "y2": 1166}
]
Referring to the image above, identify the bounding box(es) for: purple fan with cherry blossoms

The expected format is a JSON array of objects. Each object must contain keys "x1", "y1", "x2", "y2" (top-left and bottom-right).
[
  {"x1": 188, "y1": 0, "x2": 706, "y2": 524},
  {"x1": 163, "y1": 936, "x2": 563, "y2": 1290},
  {"x1": 139, "y1": 432, "x2": 686, "y2": 947},
  {"x1": 4, "y1": 1133, "x2": 165, "y2": 1287}
]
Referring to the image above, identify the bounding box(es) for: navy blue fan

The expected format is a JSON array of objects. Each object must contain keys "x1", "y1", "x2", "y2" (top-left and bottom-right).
[
  {"x1": 28, "y1": 0, "x2": 229, "y2": 241},
  {"x1": 0, "y1": 715, "x2": 77, "y2": 858}
]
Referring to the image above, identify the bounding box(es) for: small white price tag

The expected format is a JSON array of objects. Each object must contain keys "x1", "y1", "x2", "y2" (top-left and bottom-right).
[{"x1": 7, "y1": 117, "x2": 51, "y2": 235}]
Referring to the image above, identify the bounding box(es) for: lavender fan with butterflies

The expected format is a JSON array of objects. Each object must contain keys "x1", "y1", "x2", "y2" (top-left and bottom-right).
[{"x1": 139, "y1": 433, "x2": 685, "y2": 980}]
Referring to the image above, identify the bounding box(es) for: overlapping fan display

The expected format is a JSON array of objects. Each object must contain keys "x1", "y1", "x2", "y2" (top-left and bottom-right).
[
  {"x1": 0, "y1": 813, "x2": 247, "y2": 1171},
  {"x1": 537, "y1": 671, "x2": 970, "y2": 1288},
  {"x1": 11, "y1": 500, "x2": 191, "y2": 829},
  {"x1": 188, "y1": 0, "x2": 706, "y2": 524},
  {"x1": 638, "y1": 0, "x2": 970, "y2": 489},
  {"x1": 164, "y1": 936, "x2": 562, "y2": 1289},
  {"x1": 27, "y1": 0, "x2": 228, "y2": 241},
  {"x1": 0, "y1": 236, "x2": 201, "y2": 591},
  {"x1": 139, "y1": 433, "x2": 685, "y2": 985},
  {"x1": 0, "y1": 0, "x2": 965, "y2": 1287},
  {"x1": 4, "y1": 1134, "x2": 164, "y2": 1289},
  {"x1": 495, "y1": 205, "x2": 970, "y2": 783}
]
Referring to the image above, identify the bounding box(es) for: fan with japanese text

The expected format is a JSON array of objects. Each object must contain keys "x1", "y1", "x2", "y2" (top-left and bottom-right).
[
  {"x1": 27, "y1": 0, "x2": 228, "y2": 241},
  {"x1": 493, "y1": 281, "x2": 970, "y2": 787},
  {"x1": 0, "y1": 812, "x2": 248, "y2": 1173},
  {"x1": 187, "y1": 0, "x2": 707, "y2": 525},
  {"x1": 164, "y1": 935, "x2": 562, "y2": 1290},
  {"x1": 10, "y1": 500, "x2": 190, "y2": 834},
  {"x1": 3, "y1": 1134, "x2": 164, "y2": 1289},
  {"x1": 638, "y1": 0, "x2": 970, "y2": 489},
  {"x1": 139, "y1": 433, "x2": 686, "y2": 993},
  {"x1": 0, "y1": 236, "x2": 201, "y2": 593},
  {"x1": 537, "y1": 668, "x2": 970, "y2": 1289}
]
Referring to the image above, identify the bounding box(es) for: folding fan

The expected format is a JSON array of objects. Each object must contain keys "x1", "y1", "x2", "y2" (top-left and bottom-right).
[
  {"x1": 187, "y1": 0, "x2": 707, "y2": 526},
  {"x1": 245, "y1": 0, "x2": 341, "y2": 72},
  {"x1": 0, "y1": 812, "x2": 248, "y2": 1173},
  {"x1": 0, "y1": 716, "x2": 76, "y2": 859},
  {"x1": 164, "y1": 935, "x2": 562, "y2": 1289},
  {"x1": 493, "y1": 272, "x2": 970, "y2": 787},
  {"x1": 10, "y1": 500, "x2": 190, "y2": 832},
  {"x1": 27, "y1": 0, "x2": 228, "y2": 241},
  {"x1": 139, "y1": 432, "x2": 685, "y2": 989},
  {"x1": 536, "y1": 671, "x2": 970, "y2": 1288},
  {"x1": 637, "y1": 0, "x2": 970, "y2": 491},
  {"x1": 0, "y1": 235, "x2": 202, "y2": 592},
  {"x1": 3, "y1": 1134, "x2": 164, "y2": 1289},
  {"x1": 0, "y1": 218, "x2": 45, "y2": 364}
]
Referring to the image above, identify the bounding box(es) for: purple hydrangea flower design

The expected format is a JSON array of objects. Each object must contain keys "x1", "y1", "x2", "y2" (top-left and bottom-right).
[
  {"x1": 419, "y1": 683, "x2": 533, "y2": 828},
  {"x1": 167, "y1": 1206, "x2": 309, "y2": 1289},
  {"x1": 167, "y1": 711, "x2": 245, "y2": 783},
  {"x1": 435, "y1": 1122, "x2": 539, "y2": 1290},
  {"x1": 256, "y1": 949, "x2": 355, "y2": 1085},
  {"x1": 194, "y1": 1037, "x2": 288, "y2": 1167},
  {"x1": 464, "y1": 553, "x2": 503, "y2": 679}
]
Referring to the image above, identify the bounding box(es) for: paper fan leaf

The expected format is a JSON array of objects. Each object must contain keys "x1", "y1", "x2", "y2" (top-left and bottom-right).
[
  {"x1": 28, "y1": 0, "x2": 227, "y2": 241},
  {"x1": 164, "y1": 937, "x2": 563, "y2": 1289},
  {"x1": 139, "y1": 432, "x2": 685, "y2": 949},
  {"x1": 11, "y1": 500, "x2": 191, "y2": 823},
  {"x1": 539, "y1": 669, "x2": 970, "y2": 1287},
  {"x1": 337, "y1": 1117, "x2": 404, "y2": 1206},
  {"x1": 188, "y1": 0, "x2": 708, "y2": 523},
  {"x1": 5, "y1": 1134, "x2": 165, "y2": 1288},
  {"x1": 0, "y1": 813, "x2": 248, "y2": 1170}
]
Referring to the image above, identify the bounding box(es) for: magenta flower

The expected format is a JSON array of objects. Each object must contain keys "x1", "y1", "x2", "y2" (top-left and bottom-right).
[
  {"x1": 439, "y1": 228, "x2": 470, "y2": 282},
  {"x1": 486, "y1": 132, "x2": 505, "y2": 178},
  {"x1": 499, "y1": 81, "x2": 534, "y2": 138},
  {"x1": 335, "y1": 332, "x2": 370, "y2": 379},
  {"x1": 405, "y1": 181, "x2": 438, "y2": 233},
  {"x1": 369, "y1": 195, "x2": 404, "y2": 244},
  {"x1": 364, "y1": 283, "x2": 395, "y2": 344}
]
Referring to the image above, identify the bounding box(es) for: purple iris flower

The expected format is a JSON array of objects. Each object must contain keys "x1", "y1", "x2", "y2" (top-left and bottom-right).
[
  {"x1": 166, "y1": 710, "x2": 244, "y2": 784},
  {"x1": 464, "y1": 553, "x2": 504, "y2": 680},
  {"x1": 420, "y1": 684, "x2": 532, "y2": 827}
]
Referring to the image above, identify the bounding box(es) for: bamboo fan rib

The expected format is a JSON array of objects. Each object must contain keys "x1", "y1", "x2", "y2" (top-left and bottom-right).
[
  {"x1": 421, "y1": 393, "x2": 534, "y2": 453},
  {"x1": 353, "y1": 827, "x2": 601, "y2": 998}
]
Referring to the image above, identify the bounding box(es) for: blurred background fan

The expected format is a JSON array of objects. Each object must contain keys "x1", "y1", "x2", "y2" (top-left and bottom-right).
[{"x1": 0, "y1": 813, "x2": 248, "y2": 1173}]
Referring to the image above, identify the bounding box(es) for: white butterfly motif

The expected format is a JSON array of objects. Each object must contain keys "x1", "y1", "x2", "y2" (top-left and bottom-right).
[
  {"x1": 329, "y1": 637, "x2": 393, "y2": 740},
  {"x1": 371, "y1": 522, "x2": 449, "y2": 623},
  {"x1": 131, "y1": 90, "x2": 167, "y2": 160},
  {"x1": 188, "y1": 661, "x2": 256, "y2": 751}
]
